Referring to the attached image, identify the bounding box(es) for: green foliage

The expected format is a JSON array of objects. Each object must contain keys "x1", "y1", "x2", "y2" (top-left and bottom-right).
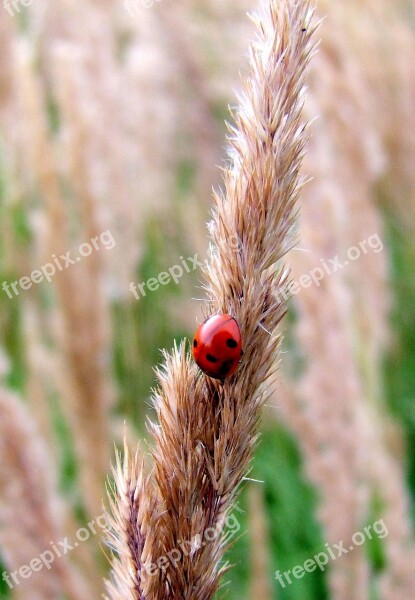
[
  {"x1": 0, "y1": 163, "x2": 28, "y2": 395},
  {"x1": 383, "y1": 207, "x2": 415, "y2": 522},
  {"x1": 0, "y1": 553, "x2": 10, "y2": 598},
  {"x1": 112, "y1": 215, "x2": 195, "y2": 429}
]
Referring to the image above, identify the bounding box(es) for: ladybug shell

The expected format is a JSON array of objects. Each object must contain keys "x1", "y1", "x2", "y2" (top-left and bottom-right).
[{"x1": 192, "y1": 314, "x2": 242, "y2": 380}]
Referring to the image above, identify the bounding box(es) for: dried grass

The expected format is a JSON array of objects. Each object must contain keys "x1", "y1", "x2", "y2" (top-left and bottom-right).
[
  {"x1": 104, "y1": 442, "x2": 160, "y2": 600},
  {"x1": 0, "y1": 389, "x2": 95, "y2": 600},
  {"x1": 15, "y1": 34, "x2": 113, "y2": 521},
  {"x1": 106, "y1": 1, "x2": 317, "y2": 598},
  {"x1": 0, "y1": 1, "x2": 414, "y2": 599}
]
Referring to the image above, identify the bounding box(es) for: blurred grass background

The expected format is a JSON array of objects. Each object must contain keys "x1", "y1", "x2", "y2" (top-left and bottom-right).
[
  {"x1": 0, "y1": 1, "x2": 415, "y2": 599},
  {"x1": 0, "y1": 183, "x2": 413, "y2": 600}
]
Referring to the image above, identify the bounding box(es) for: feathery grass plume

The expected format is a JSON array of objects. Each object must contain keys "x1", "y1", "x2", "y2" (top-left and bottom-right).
[
  {"x1": 0, "y1": 388, "x2": 95, "y2": 600},
  {"x1": 104, "y1": 442, "x2": 159, "y2": 600},
  {"x1": 146, "y1": 1, "x2": 317, "y2": 598}
]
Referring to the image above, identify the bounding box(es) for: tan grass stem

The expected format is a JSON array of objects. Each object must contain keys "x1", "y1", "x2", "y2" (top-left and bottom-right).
[{"x1": 147, "y1": 1, "x2": 316, "y2": 598}]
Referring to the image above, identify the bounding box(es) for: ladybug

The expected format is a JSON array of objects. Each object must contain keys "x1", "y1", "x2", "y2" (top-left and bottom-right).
[{"x1": 191, "y1": 314, "x2": 243, "y2": 380}]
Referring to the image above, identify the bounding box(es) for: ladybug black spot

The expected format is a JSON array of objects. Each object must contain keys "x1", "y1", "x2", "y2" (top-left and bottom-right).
[
  {"x1": 206, "y1": 354, "x2": 219, "y2": 363},
  {"x1": 193, "y1": 339, "x2": 198, "y2": 348},
  {"x1": 219, "y1": 360, "x2": 233, "y2": 376},
  {"x1": 226, "y1": 338, "x2": 238, "y2": 349}
]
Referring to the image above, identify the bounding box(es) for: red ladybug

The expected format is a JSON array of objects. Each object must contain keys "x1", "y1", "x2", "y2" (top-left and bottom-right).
[{"x1": 192, "y1": 314, "x2": 243, "y2": 380}]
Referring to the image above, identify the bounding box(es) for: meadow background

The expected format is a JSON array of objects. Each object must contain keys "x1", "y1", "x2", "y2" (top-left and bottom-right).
[{"x1": 0, "y1": 0, "x2": 414, "y2": 599}]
